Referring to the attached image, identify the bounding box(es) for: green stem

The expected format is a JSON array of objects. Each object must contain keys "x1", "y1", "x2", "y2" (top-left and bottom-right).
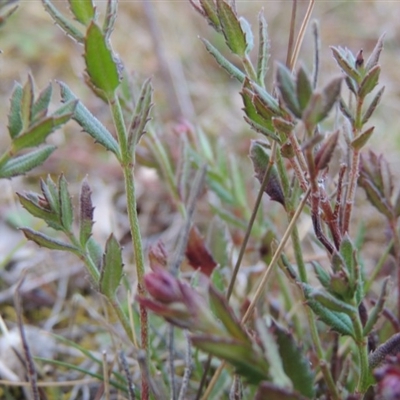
[
  {"x1": 242, "y1": 54, "x2": 258, "y2": 82},
  {"x1": 109, "y1": 93, "x2": 149, "y2": 400},
  {"x1": 352, "y1": 313, "x2": 369, "y2": 392}
]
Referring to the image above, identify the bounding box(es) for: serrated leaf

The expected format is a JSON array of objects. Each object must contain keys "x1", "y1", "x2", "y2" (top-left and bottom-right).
[
  {"x1": 191, "y1": 335, "x2": 268, "y2": 384},
  {"x1": 272, "y1": 117, "x2": 294, "y2": 138},
  {"x1": 274, "y1": 323, "x2": 315, "y2": 398},
  {"x1": 358, "y1": 65, "x2": 380, "y2": 99},
  {"x1": 68, "y1": 0, "x2": 96, "y2": 26},
  {"x1": 21, "y1": 227, "x2": 78, "y2": 252},
  {"x1": 365, "y1": 33, "x2": 386, "y2": 72},
  {"x1": 17, "y1": 192, "x2": 61, "y2": 226},
  {"x1": 31, "y1": 83, "x2": 52, "y2": 122},
  {"x1": 58, "y1": 82, "x2": 120, "y2": 156},
  {"x1": 351, "y1": 126, "x2": 374, "y2": 150},
  {"x1": 296, "y1": 65, "x2": 313, "y2": 112},
  {"x1": 244, "y1": 116, "x2": 280, "y2": 142},
  {"x1": 58, "y1": 175, "x2": 73, "y2": 231},
  {"x1": 84, "y1": 22, "x2": 120, "y2": 98},
  {"x1": 42, "y1": 176, "x2": 60, "y2": 214},
  {"x1": 42, "y1": 0, "x2": 85, "y2": 43},
  {"x1": 12, "y1": 111, "x2": 73, "y2": 152},
  {"x1": 311, "y1": 287, "x2": 357, "y2": 316},
  {"x1": 362, "y1": 86, "x2": 385, "y2": 125},
  {"x1": 0, "y1": 145, "x2": 56, "y2": 179},
  {"x1": 339, "y1": 234, "x2": 355, "y2": 274},
  {"x1": 303, "y1": 284, "x2": 355, "y2": 337},
  {"x1": 201, "y1": 38, "x2": 245, "y2": 82},
  {"x1": 79, "y1": 178, "x2": 94, "y2": 246},
  {"x1": 330, "y1": 46, "x2": 361, "y2": 83},
  {"x1": 276, "y1": 63, "x2": 301, "y2": 118},
  {"x1": 198, "y1": 0, "x2": 220, "y2": 31},
  {"x1": 256, "y1": 10, "x2": 269, "y2": 85},
  {"x1": 21, "y1": 74, "x2": 34, "y2": 130},
  {"x1": 239, "y1": 16, "x2": 253, "y2": 55},
  {"x1": 8, "y1": 82, "x2": 23, "y2": 138},
  {"x1": 100, "y1": 234, "x2": 123, "y2": 297},
  {"x1": 103, "y1": 0, "x2": 118, "y2": 40},
  {"x1": 216, "y1": 0, "x2": 247, "y2": 57},
  {"x1": 314, "y1": 130, "x2": 339, "y2": 170}
]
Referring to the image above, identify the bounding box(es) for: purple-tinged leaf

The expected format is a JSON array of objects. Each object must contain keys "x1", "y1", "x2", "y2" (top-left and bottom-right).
[
  {"x1": 79, "y1": 179, "x2": 94, "y2": 246},
  {"x1": 362, "y1": 86, "x2": 385, "y2": 125},
  {"x1": 255, "y1": 382, "x2": 308, "y2": 400},
  {"x1": 276, "y1": 63, "x2": 301, "y2": 118},
  {"x1": 365, "y1": 33, "x2": 386, "y2": 72},
  {"x1": 331, "y1": 46, "x2": 360, "y2": 83},
  {"x1": 314, "y1": 130, "x2": 339, "y2": 170},
  {"x1": 369, "y1": 332, "x2": 400, "y2": 369},
  {"x1": 21, "y1": 227, "x2": 78, "y2": 253}
]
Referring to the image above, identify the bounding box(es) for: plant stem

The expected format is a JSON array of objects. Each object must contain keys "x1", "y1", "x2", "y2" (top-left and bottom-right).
[
  {"x1": 109, "y1": 94, "x2": 149, "y2": 400},
  {"x1": 242, "y1": 55, "x2": 258, "y2": 82}
]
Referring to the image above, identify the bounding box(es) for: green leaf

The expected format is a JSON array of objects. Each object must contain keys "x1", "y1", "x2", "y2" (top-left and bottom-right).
[
  {"x1": 216, "y1": 0, "x2": 247, "y2": 57},
  {"x1": 8, "y1": 82, "x2": 23, "y2": 138},
  {"x1": 42, "y1": 176, "x2": 60, "y2": 215},
  {"x1": 12, "y1": 110, "x2": 74, "y2": 152},
  {"x1": 363, "y1": 277, "x2": 389, "y2": 336},
  {"x1": 0, "y1": 145, "x2": 56, "y2": 179},
  {"x1": 330, "y1": 46, "x2": 361, "y2": 83},
  {"x1": 58, "y1": 82, "x2": 120, "y2": 156},
  {"x1": 31, "y1": 83, "x2": 52, "y2": 122},
  {"x1": 358, "y1": 65, "x2": 380, "y2": 99},
  {"x1": 84, "y1": 22, "x2": 120, "y2": 98},
  {"x1": 207, "y1": 217, "x2": 230, "y2": 269},
  {"x1": 128, "y1": 78, "x2": 153, "y2": 149},
  {"x1": 42, "y1": 0, "x2": 85, "y2": 43},
  {"x1": 58, "y1": 175, "x2": 73, "y2": 231},
  {"x1": 303, "y1": 76, "x2": 342, "y2": 129},
  {"x1": 21, "y1": 74, "x2": 34, "y2": 130},
  {"x1": 191, "y1": 335, "x2": 269, "y2": 384},
  {"x1": 68, "y1": 0, "x2": 96, "y2": 26},
  {"x1": 239, "y1": 17, "x2": 253, "y2": 55},
  {"x1": 86, "y1": 237, "x2": 103, "y2": 270},
  {"x1": 200, "y1": 38, "x2": 245, "y2": 82},
  {"x1": 276, "y1": 63, "x2": 301, "y2": 118},
  {"x1": 244, "y1": 116, "x2": 280, "y2": 142},
  {"x1": 310, "y1": 287, "x2": 357, "y2": 316},
  {"x1": 100, "y1": 234, "x2": 124, "y2": 297},
  {"x1": 256, "y1": 10, "x2": 269, "y2": 85},
  {"x1": 302, "y1": 284, "x2": 355, "y2": 337},
  {"x1": 365, "y1": 33, "x2": 386, "y2": 72},
  {"x1": 193, "y1": 0, "x2": 220, "y2": 31},
  {"x1": 274, "y1": 323, "x2": 316, "y2": 398},
  {"x1": 209, "y1": 286, "x2": 249, "y2": 342},
  {"x1": 296, "y1": 65, "x2": 313, "y2": 112},
  {"x1": 311, "y1": 261, "x2": 331, "y2": 289},
  {"x1": 17, "y1": 192, "x2": 61, "y2": 226},
  {"x1": 21, "y1": 227, "x2": 78, "y2": 253},
  {"x1": 351, "y1": 126, "x2": 375, "y2": 150},
  {"x1": 79, "y1": 179, "x2": 94, "y2": 246},
  {"x1": 362, "y1": 86, "x2": 385, "y2": 125}
]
